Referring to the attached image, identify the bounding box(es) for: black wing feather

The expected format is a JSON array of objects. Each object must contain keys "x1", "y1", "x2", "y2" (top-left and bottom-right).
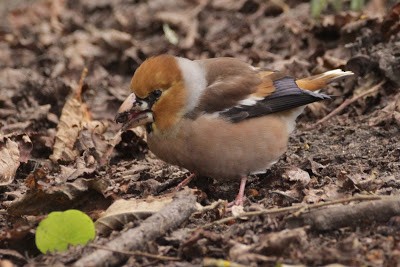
[{"x1": 220, "y1": 77, "x2": 331, "y2": 123}]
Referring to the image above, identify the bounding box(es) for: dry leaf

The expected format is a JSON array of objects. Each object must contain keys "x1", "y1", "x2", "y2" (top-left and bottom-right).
[
  {"x1": 7, "y1": 178, "x2": 108, "y2": 216},
  {"x1": 254, "y1": 228, "x2": 308, "y2": 255},
  {"x1": 229, "y1": 241, "x2": 275, "y2": 264},
  {"x1": 283, "y1": 167, "x2": 311, "y2": 186},
  {"x1": 95, "y1": 194, "x2": 174, "y2": 235},
  {"x1": 369, "y1": 92, "x2": 400, "y2": 127},
  {"x1": 18, "y1": 135, "x2": 33, "y2": 163},
  {"x1": 76, "y1": 121, "x2": 109, "y2": 157},
  {"x1": 231, "y1": 204, "x2": 245, "y2": 217},
  {"x1": 303, "y1": 183, "x2": 349, "y2": 204},
  {"x1": 0, "y1": 138, "x2": 20, "y2": 186},
  {"x1": 308, "y1": 158, "x2": 326, "y2": 176},
  {"x1": 58, "y1": 156, "x2": 97, "y2": 182},
  {"x1": 50, "y1": 69, "x2": 91, "y2": 163},
  {"x1": 95, "y1": 28, "x2": 134, "y2": 49}
]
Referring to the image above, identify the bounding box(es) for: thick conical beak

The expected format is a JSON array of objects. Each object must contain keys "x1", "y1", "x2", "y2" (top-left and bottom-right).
[{"x1": 115, "y1": 93, "x2": 154, "y2": 130}]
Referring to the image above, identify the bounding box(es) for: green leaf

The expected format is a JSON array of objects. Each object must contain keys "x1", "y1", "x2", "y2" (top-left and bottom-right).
[
  {"x1": 311, "y1": 0, "x2": 328, "y2": 18},
  {"x1": 35, "y1": 209, "x2": 95, "y2": 253},
  {"x1": 332, "y1": 0, "x2": 343, "y2": 12},
  {"x1": 350, "y1": 0, "x2": 365, "y2": 11}
]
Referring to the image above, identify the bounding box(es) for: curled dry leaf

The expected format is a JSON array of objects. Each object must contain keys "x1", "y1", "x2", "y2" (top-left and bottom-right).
[
  {"x1": 18, "y1": 135, "x2": 33, "y2": 163},
  {"x1": 254, "y1": 227, "x2": 308, "y2": 255},
  {"x1": 58, "y1": 156, "x2": 97, "y2": 182},
  {"x1": 282, "y1": 167, "x2": 311, "y2": 186},
  {"x1": 50, "y1": 69, "x2": 114, "y2": 165},
  {"x1": 75, "y1": 120, "x2": 110, "y2": 163},
  {"x1": 307, "y1": 158, "x2": 326, "y2": 176},
  {"x1": 7, "y1": 177, "x2": 109, "y2": 216},
  {"x1": 303, "y1": 184, "x2": 349, "y2": 204},
  {"x1": 95, "y1": 194, "x2": 174, "y2": 235},
  {"x1": 0, "y1": 133, "x2": 32, "y2": 186},
  {"x1": 229, "y1": 228, "x2": 308, "y2": 264},
  {"x1": 0, "y1": 138, "x2": 20, "y2": 186},
  {"x1": 229, "y1": 241, "x2": 275, "y2": 264},
  {"x1": 50, "y1": 69, "x2": 91, "y2": 163},
  {"x1": 24, "y1": 165, "x2": 50, "y2": 190},
  {"x1": 346, "y1": 170, "x2": 382, "y2": 192},
  {"x1": 369, "y1": 92, "x2": 400, "y2": 127},
  {"x1": 270, "y1": 189, "x2": 301, "y2": 202},
  {"x1": 231, "y1": 204, "x2": 245, "y2": 217}
]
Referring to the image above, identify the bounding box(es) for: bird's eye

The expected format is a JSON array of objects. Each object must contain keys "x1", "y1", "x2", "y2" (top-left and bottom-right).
[
  {"x1": 147, "y1": 89, "x2": 162, "y2": 103},
  {"x1": 152, "y1": 90, "x2": 162, "y2": 98}
]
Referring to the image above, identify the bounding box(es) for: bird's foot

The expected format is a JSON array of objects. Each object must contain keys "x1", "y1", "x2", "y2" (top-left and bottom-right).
[{"x1": 227, "y1": 176, "x2": 248, "y2": 207}]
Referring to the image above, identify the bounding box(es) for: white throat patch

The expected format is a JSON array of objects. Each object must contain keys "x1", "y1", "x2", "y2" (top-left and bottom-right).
[{"x1": 176, "y1": 57, "x2": 207, "y2": 113}]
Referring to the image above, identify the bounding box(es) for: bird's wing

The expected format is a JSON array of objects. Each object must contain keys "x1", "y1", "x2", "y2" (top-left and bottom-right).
[
  {"x1": 189, "y1": 59, "x2": 330, "y2": 122},
  {"x1": 218, "y1": 73, "x2": 331, "y2": 122}
]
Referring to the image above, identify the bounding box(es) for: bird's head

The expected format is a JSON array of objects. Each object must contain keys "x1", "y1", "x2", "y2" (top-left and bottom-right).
[{"x1": 115, "y1": 55, "x2": 189, "y2": 134}]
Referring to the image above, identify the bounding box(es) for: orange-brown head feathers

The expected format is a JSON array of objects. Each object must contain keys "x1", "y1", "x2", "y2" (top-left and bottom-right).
[
  {"x1": 131, "y1": 54, "x2": 182, "y2": 98},
  {"x1": 127, "y1": 55, "x2": 189, "y2": 134}
]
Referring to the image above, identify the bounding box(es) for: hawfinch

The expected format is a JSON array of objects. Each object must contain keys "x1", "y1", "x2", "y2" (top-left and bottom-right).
[{"x1": 116, "y1": 55, "x2": 353, "y2": 206}]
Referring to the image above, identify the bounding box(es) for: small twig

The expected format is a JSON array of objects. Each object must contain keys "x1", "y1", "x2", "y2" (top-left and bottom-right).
[
  {"x1": 190, "y1": 199, "x2": 227, "y2": 220},
  {"x1": 287, "y1": 197, "x2": 400, "y2": 230},
  {"x1": 296, "y1": 194, "x2": 382, "y2": 210},
  {"x1": 199, "y1": 206, "x2": 298, "y2": 230},
  {"x1": 315, "y1": 81, "x2": 384, "y2": 125},
  {"x1": 88, "y1": 244, "x2": 179, "y2": 261},
  {"x1": 199, "y1": 195, "x2": 382, "y2": 229},
  {"x1": 269, "y1": 190, "x2": 300, "y2": 201},
  {"x1": 196, "y1": 199, "x2": 227, "y2": 214},
  {"x1": 74, "y1": 190, "x2": 197, "y2": 267}
]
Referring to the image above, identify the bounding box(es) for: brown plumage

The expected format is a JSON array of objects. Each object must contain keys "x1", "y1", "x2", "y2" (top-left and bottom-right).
[{"x1": 116, "y1": 55, "x2": 354, "y2": 205}]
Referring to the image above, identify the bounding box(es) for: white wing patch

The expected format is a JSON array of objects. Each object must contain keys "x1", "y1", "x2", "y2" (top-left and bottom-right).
[{"x1": 238, "y1": 96, "x2": 263, "y2": 106}]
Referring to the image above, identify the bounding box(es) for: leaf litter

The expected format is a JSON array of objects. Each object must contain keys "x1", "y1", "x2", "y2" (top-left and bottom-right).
[{"x1": 0, "y1": 0, "x2": 399, "y2": 266}]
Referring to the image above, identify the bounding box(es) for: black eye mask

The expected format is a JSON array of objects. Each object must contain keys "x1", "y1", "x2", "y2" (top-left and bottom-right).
[{"x1": 137, "y1": 89, "x2": 162, "y2": 108}]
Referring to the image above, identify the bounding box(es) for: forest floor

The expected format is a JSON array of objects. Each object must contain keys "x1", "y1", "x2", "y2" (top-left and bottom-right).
[{"x1": 1, "y1": 0, "x2": 400, "y2": 266}]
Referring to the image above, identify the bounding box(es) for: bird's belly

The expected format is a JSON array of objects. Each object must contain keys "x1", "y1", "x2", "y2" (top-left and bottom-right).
[{"x1": 147, "y1": 115, "x2": 289, "y2": 180}]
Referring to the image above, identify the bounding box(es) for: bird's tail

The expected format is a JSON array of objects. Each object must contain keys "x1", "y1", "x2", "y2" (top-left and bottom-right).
[{"x1": 296, "y1": 69, "x2": 354, "y2": 91}]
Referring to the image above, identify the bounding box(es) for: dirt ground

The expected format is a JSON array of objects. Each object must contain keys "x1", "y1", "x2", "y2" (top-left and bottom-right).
[{"x1": 0, "y1": 0, "x2": 400, "y2": 266}]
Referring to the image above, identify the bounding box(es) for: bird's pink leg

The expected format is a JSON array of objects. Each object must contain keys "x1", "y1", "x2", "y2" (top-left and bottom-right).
[
  {"x1": 228, "y1": 176, "x2": 247, "y2": 207},
  {"x1": 173, "y1": 173, "x2": 196, "y2": 192}
]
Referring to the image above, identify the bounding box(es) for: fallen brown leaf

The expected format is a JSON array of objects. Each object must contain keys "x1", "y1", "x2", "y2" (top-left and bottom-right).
[
  {"x1": 0, "y1": 138, "x2": 20, "y2": 186},
  {"x1": 282, "y1": 167, "x2": 311, "y2": 186},
  {"x1": 50, "y1": 68, "x2": 91, "y2": 163},
  {"x1": 95, "y1": 194, "x2": 174, "y2": 235}
]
